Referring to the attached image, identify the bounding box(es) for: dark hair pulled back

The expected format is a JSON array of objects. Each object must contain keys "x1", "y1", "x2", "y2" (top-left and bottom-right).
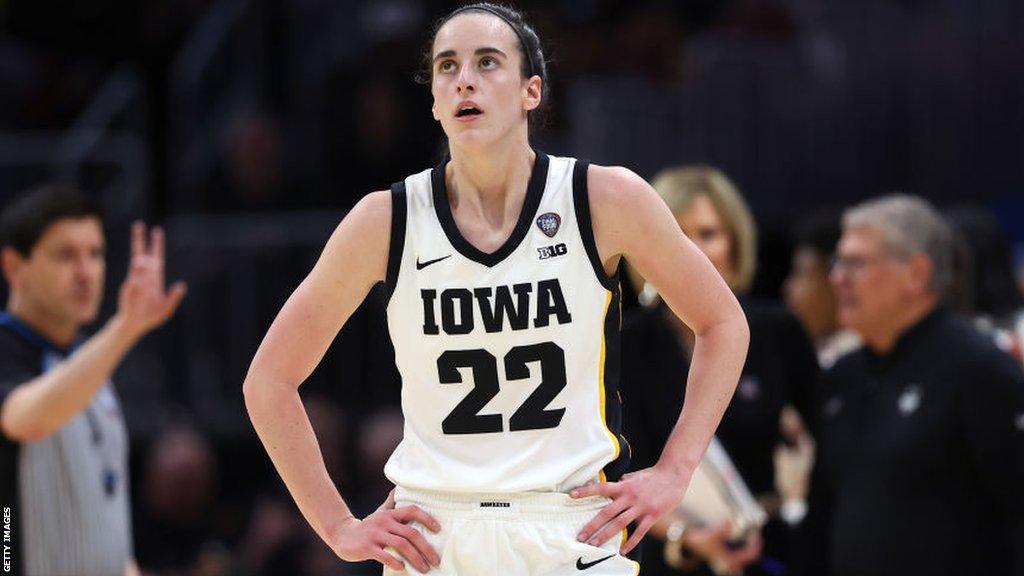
[{"x1": 415, "y1": 3, "x2": 551, "y2": 129}]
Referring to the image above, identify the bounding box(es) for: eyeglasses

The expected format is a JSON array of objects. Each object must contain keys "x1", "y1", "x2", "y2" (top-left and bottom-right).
[{"x1": 828, "y1": 254, "x2": 901, "y2": 277}]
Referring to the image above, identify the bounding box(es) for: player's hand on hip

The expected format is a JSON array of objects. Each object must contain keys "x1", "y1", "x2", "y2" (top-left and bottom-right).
[
  {"x1": 114, "y1": 221, "x2": 187, "y2": 338},
  {"x1": 571, "y1": 465, "x2": 690, "y2": 555},
  {"x1": 329, "y1": 499, "x2": 442, "y2": 573}
]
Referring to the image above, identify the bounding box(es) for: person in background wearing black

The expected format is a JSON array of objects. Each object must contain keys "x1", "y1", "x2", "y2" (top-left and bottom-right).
[
  {"x1": 623, "y1": 166, "x2": 820, "y2": 576},
  {"x1": 783, "y1": 210, "x2": 860, "y2": 370},
  {"x1": 796, "y1": 194, "x2": 1024, "y2": 576},
  {"x1": 945, "y1": 206, "x2": 1024, "y2": 366}
]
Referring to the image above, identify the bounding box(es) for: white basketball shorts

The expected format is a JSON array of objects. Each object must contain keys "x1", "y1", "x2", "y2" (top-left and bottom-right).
[{"x1": 383, "y1": 487, "x2": 641, "y2": 576}]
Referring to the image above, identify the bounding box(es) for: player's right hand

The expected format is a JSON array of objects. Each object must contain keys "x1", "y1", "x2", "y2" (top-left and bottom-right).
[
  {"x1": 114, "y1": 221, "x2": 187, "y2": 339},
  {"x1": 329, "y1": 496, "x2": 442, "y2": 573}
]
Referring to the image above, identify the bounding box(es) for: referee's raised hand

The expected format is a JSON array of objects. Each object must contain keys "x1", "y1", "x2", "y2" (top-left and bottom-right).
[{"x1": 114, "y1": 221, "x2": 187, "y2": 339}]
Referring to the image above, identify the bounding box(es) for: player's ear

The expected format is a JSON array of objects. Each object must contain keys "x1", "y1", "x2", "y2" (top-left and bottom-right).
[
  {"x1": 522, "y1": 76, "x2": 542, "y2": 112},
  {"x1": 432, "y1": 100, "x2": 440, "y2": 122},
  {"x1": 1, "y1": 246, "x2": 25, "y2": 287}
]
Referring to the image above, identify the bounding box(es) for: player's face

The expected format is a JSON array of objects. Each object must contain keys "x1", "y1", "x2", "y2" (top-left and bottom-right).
[
  {"x1": 784, "y1": 246, "x2": 837, "y2": 339},
  {"x1": 430, "y1": 13, "x2": 541, "y2": 148},
  {"x1": 9, "y1": 218, "x2": 106, "y2": 327},
  {"x1": 830, "y1": 226, "x2": 910, "y2": 336},
  {"x1": 675, "y1": 195, "x2": 736, "y2": 286}
]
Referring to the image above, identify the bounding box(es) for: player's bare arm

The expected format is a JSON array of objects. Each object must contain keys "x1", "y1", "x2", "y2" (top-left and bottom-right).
[
  {"x1": 0, "y1": 222, "x2": 186, "y2": 442},
  {"x1": 243, "y1": 190, "x2": 441, "y2": 573},
  {"x1": 571, "y1": 164, "x2": 750, "y2": 554}
]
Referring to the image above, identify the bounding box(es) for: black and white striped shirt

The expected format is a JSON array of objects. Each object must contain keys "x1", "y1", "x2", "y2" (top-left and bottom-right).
[{"x1": 0, "y1": 313, "x2": 132, "y2": 576}]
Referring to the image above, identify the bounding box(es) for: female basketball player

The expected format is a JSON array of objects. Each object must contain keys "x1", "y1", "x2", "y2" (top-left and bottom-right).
[{"x1": 244, "y1": 4, "x2": 749, "y2": 574}]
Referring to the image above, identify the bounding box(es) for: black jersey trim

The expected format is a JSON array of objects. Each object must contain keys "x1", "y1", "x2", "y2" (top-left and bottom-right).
[
  {"x1": 600, "y1": 283, "x2": 630, "y2": 483},
  {"x1": 384, "y1": 181, "x2": 407, "y2": 303},
  {"x1": 430, "y1": 151, "x2": 549, "y2": 268},
  {"x1": 571, "y1": 160, "x2": 618, "y2": 291}
]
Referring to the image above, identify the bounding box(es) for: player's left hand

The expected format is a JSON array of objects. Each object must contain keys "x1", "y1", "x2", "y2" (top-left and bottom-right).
[{"x1": 570, "y1": 464, "x2": 691, "y2": 554}]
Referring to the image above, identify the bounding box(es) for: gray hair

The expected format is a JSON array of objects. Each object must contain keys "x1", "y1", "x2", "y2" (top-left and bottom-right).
[{"x1": 843, "y1": 194, "x2": 955, "y2": 296}]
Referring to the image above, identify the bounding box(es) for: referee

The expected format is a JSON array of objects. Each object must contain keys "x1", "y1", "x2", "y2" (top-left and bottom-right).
[
  {"x1": 0, "y1": 185, "x2": 186, "y2": 576},
  {"x1": 796, "y1": 195, "x2": 1024, "y2": 576}
]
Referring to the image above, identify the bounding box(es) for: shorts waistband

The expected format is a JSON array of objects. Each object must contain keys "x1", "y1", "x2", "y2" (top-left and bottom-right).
[{"x1": 393, "y1": 486, "x2": 609, "y2": 522}]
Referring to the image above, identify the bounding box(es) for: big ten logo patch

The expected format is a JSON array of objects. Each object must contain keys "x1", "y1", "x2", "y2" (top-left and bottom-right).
[{"x1": 538, "y1": 243, "x2": 568, "y2": 260}]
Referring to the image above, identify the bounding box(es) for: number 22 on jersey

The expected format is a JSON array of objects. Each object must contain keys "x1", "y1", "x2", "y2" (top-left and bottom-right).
[{"x1": 438, "y1": 342, "x2": 566, "y2": 434}]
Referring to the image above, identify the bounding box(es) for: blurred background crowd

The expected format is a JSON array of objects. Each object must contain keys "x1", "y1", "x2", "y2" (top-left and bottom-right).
[{"x1": 0, "y1": 0, "x2": 1022, "y2": 575}]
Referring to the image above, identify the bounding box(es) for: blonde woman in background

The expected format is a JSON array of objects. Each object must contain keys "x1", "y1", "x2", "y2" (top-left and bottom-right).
[{"x1": 621, "y1": 166, "x2": 819, "y2": 576}]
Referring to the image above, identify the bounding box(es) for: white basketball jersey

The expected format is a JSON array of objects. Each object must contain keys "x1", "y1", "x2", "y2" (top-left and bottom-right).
[{"x1": 382, "y1": 152, "x2": 629, "y2": 493}]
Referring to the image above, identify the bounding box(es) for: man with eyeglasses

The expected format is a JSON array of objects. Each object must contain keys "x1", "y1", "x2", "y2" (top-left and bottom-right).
[
  {"x1": 794, "y1": 194, "x2": 1024, "y2": 576},
  {"x1": 0, "y1": 185, "x2": 186, "y2": 576}
]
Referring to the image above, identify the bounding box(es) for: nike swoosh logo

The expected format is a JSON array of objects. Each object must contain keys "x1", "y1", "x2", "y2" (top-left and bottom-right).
[
  {"x1": 576, "y1": 555, "x2": 615, "y2": 570},
  {"x1": 416, "y1": 255, "x2": 452, "y2": 270}
]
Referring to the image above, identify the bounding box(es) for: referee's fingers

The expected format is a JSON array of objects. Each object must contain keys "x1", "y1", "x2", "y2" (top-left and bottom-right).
[
  {"x1": 383, "y1": 534, "x2": 432, "y2": 573},
  {"x1": 391, "y1": 521, "x2": 440, "y2": 567},
  {"x1": 395, "y1": 504, "x2": 442, "y2": 533},
  {"x1": 130, "y1": 221, "x2": 145, "y2": 259},
  {"x1": 162, "y1": 281, "x2": 188, "y2": 317}
]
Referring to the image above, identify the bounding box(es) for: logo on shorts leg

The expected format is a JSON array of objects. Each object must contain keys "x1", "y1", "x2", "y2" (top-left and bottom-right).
[
  {"x1": 536, "y1": 212, "x2": 561, "y2": 237},
  {"x1": 576, "y1": 554, "x2": 615, "y2": 570}
]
